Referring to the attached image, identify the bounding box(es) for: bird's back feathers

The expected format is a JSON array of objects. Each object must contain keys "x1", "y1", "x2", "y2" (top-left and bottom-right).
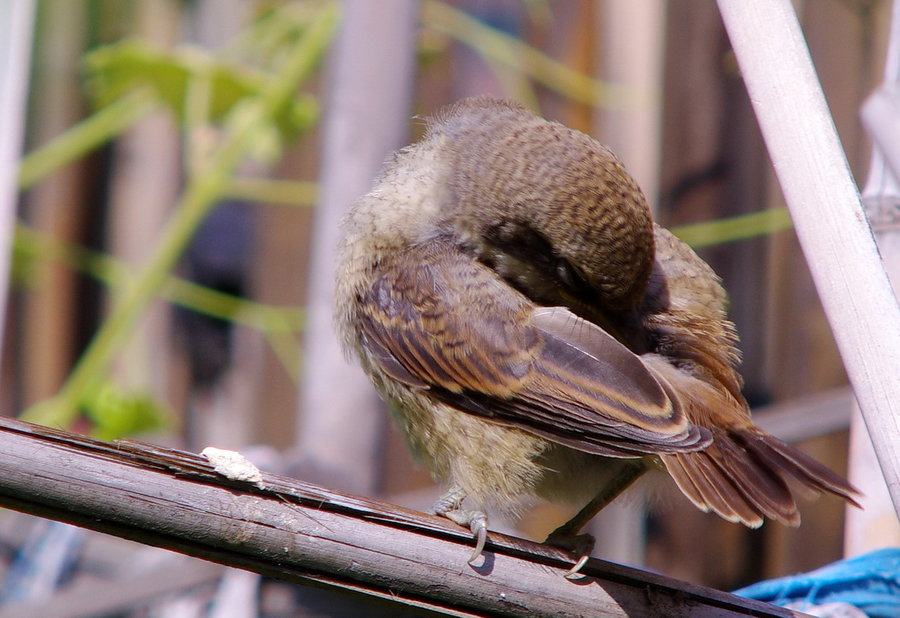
[{"x1": 336, "y1": 96, "x2": 860, "y2": 529}]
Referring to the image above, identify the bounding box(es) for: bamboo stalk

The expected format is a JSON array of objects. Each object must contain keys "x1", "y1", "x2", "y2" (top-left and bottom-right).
[
  {"x1": 0, "y1": 0, "x2": 35, "y2": 365},
  {"x1": 717, "y1": 0, "x2": 900, "y2": 514},
  {"x1": 0, "y1": 417, "x2": 799, "y2": 617}
]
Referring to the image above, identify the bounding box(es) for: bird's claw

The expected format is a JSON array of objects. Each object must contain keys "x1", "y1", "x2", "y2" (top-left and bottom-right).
[
  {"x1": 467, "y1": 512, "x2": 488, "y2": 564},
  {"x1": 431, "y1": 489, "x2": 489, "y2": 564},
  {"x1": 563, "y1": 553, "x2": 591, "y2": 579},
  {"x1": 439, "y1": 508, "x2": 490, "y2": 563},
  {"x1": 545, "y1": 529, "x2": 595, "y2": 579}
]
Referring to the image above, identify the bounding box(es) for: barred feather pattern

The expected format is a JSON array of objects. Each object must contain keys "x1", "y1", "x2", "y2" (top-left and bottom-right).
[{"x1": 639, "y1": 230, "x2": 860, "y2": 526}]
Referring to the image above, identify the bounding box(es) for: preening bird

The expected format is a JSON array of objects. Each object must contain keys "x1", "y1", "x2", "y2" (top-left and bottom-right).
[{"x1": 334, "y1": 97, "x2": 859, "y2": 571}]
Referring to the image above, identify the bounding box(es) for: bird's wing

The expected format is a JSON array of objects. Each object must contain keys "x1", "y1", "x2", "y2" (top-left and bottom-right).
[{"x1": 356, "y1": 240, "x2": 710, "y2": 457}]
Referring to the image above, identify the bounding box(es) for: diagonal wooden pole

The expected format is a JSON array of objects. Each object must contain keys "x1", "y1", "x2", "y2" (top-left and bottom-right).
[{"x1": 716, "y1": 0, "x2": 900, "y2": 514}]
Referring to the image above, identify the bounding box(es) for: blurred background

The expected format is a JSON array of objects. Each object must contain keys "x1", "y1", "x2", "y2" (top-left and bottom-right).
[{"x1": 1, "y1": 0, "x2": 898, "y2": 615}]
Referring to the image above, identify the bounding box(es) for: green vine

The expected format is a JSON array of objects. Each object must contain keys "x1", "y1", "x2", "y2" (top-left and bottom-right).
[{"x1": 22, "y1": 4, "x2": 337, "y2": 427}]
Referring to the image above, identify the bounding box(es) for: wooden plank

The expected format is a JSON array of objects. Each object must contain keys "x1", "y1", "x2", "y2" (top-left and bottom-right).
[
  {"x1": 0, "y1": 417, "x2": 798, "y2": 617},
  {"x1": 752, "y1": 387, "x2": 853, "y2": 443}
]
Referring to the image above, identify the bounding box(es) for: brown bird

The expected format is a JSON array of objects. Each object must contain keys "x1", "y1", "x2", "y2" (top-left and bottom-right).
[{"x1": 334, "y1": 97, "x2": 859, "y2": 572}]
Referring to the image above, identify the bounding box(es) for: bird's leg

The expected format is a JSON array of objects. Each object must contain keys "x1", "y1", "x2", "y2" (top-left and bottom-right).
[
  {"x1": 545, "y1": 460, "x2": 648, "y2": 578},
  {"x1": 431, "y1": 486, "x2": 488, "y2": 564}
]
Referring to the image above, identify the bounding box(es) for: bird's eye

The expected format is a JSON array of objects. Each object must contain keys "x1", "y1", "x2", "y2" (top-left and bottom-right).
[{"x1": 557, "y1": 259, "x2": 587, "y2": 293}]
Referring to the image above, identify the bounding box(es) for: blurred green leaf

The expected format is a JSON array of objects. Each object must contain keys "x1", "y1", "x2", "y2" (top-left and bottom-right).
[
  {"x1": 83, "y1": 39, "x2": 318, "y2": 155},
  {"x1": 82, "y1": 380, "x2": 173, "y2": 441}
]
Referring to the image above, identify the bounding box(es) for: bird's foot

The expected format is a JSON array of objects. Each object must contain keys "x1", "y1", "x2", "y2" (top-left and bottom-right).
[
  {"x1": 542, "y1": 462, "x2": 646, "y2": 578},
  {"x1": 544, "y1": 527, "x2": 595, "y2": 579},
  {"x1": 431, "y1": 488, "x2": 488, "y2": 564}
]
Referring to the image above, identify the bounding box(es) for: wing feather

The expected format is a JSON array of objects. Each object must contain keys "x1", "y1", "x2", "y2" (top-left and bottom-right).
[{"x1": 356, "y1": 241, "x2": 710, "y2": 457}]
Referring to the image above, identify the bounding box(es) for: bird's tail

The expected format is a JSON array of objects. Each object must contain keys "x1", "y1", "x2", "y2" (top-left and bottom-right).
[
  {"x1": 662, "y1": 426, "x2": 860, "y2": 527},
  {"x1": 643, "y1": 354, "x2": 860, "y2": 528}
]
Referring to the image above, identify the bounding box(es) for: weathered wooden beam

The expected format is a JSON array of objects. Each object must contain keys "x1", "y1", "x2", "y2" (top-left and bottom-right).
[
  {"x1": 0, "y1": 417, "x2": 798, "y2": 617},
  {"x1": 752, "y1": 387, "x2": 853, "y2": 444}
]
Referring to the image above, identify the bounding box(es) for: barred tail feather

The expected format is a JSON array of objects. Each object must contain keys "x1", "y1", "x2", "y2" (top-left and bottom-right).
[{"x1": 663, "y1": 427, "x2": 861, "y2": 528}]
